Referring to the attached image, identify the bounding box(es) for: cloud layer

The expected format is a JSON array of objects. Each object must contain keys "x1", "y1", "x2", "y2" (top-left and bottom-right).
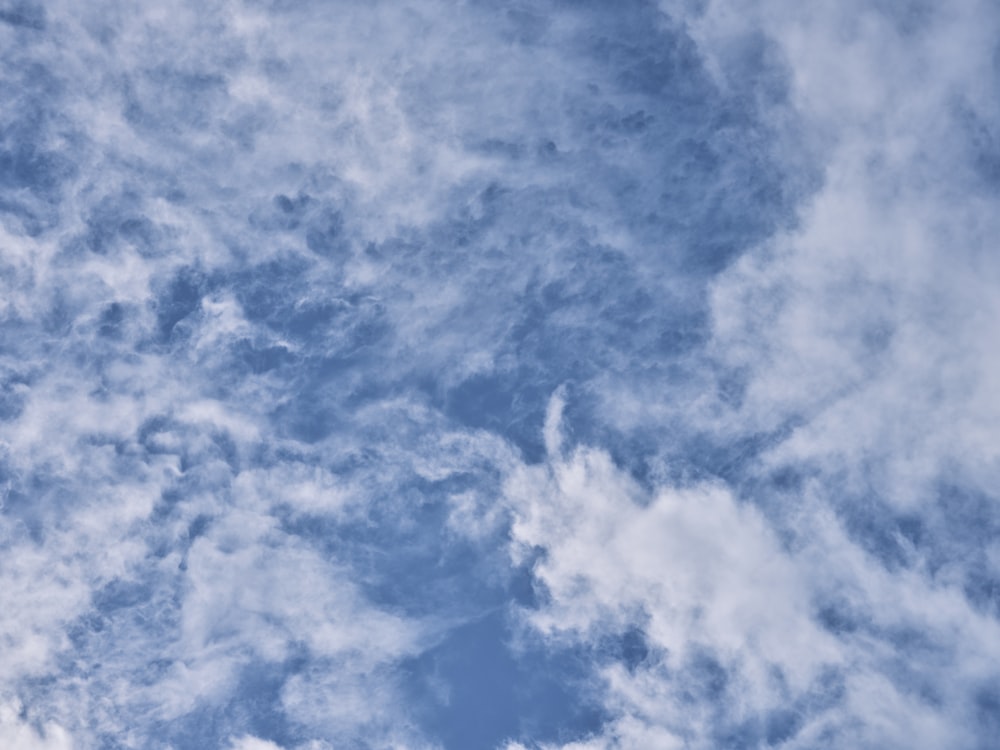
[{"x1": 1, "y1": 0, "x2": 999, "y2": 748}]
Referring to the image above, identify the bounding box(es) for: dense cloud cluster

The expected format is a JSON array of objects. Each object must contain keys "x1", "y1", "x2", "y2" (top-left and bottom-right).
[{"x1": 2, "y1": 0, "x2": 999, "y2": 748}]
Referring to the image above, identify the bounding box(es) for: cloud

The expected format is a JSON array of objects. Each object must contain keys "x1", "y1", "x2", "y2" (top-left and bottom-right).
[
  {"x1": 3, "y1": 0, "x2": 999, "y2": 748},
  {"x1": 487, "y1": 1, "x2": 1000, "y2": 744},
  {"x1": 503, "y1": 393, "x2": 1000, "y2": 748},
  {"x1": 0, "y1": 701, "x2": 73, "y2": 750},
  {"x1": 229, "y1": 737, "x2": 283, "y2": 750}
]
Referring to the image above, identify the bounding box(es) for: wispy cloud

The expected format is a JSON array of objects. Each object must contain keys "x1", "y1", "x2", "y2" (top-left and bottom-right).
[{"x1": 2, "y1": 0, "x2": 998, "y2": 747}]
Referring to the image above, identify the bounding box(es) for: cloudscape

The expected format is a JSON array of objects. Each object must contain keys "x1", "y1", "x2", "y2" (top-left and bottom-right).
[{"x1": 2, "y1": 1, "x2": 1000, "y2": 748}]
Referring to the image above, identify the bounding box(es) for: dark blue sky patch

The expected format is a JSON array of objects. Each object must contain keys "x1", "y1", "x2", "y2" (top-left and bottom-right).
[
  {"x1": 0, "y1": 372, "x2": 27, "y2": 421},
  {"x1": 508, "y1": 550, "x2": 547, "y2": 609},
  {"x1": 764, "y1": 707, "x2": 802, "y2": 746},
  {"x1": 223, "y1": 656, "x2": 304, "y2": 749},
  {"x1": 403, "y1": 610, "x2": 607, "y2": 750},
  {"x1": 248, "y1": 192, "x2": 311, "y2": 233},
  {"x1": 0, "y1": 193, "x2": 57, "y2": 234},
  {"x1": 0, "y1": 61, "x2": 75, "y2": 206},
  {"x1": 97, "y1": 301, "x2": 126, "y2": 338},
  {"x1": 0, "y1": 141, "x2": 75, "y2": 196},
  {"x1": 232, "y1": 255, "x2": 315, "y2": 328},
  {"x1": 951, "y1": 97, "x2": 1000, "y2": 192},
  {"x1": 304, "y1": 207, "x2": 347, "y2": 257},
  {"x1": 232, "y1": 339, "x2": 296, "y2": 375},
  {"x1": 150, "y1": 703, "x2": 238, "y2": 750},
  {"x1": 681, "y1": 420, "x2": 804, "y2": 486},
  {"x1": 973, "y1": 681, "x2": 1000, "y2": 749},
  {"x1": 279, "y1": 484, "x2": 511, "y2": 619},
  {"x1": 815, "y1": 597, "x2": 867, "y2": 637},
  {"x1": 591, "y1": 624, "x2": 656, "y2": 674},
  {"x1": 228, "y1": 255, "x2": 382, "y2": 355},
  {"x1": 679, "y1": 648, "x2": 731, "y2": 705},
  {"x1": 828, "y1": 480, "x2": 1000, "y2": 601},
  {"x1": 840, "y1": 497, "x2": 922, "y2": 573},
  {"x1": 616, "y1": 626, "x2": 651, "y2": 672},
  {"x1": 0, "y1": 2, "x2": 45, "y2": 30},
  {"x1": 75, "y1": 193, "x2": 165, "y2": 258},
  {"x1": 153, "y1": 266, "x2": 211, "y2": 343},
  {"x1": 91, "y1": 578, "x2": 153, "y2": 614},
  {"x1": 440, "y1": 369, "x2": 550, "y2": 464},
  {"x1": 718, "y1": 31, "x2": 792, "y2": 110}
]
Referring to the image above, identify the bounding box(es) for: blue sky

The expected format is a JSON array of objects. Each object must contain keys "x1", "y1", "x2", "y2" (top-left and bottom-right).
[{"x1": 2, "y1": 1, "x2": 1000, "y2": 748}]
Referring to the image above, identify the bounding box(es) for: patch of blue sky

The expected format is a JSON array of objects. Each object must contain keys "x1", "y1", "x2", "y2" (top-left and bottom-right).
[{"x1": 2, "y1": 0, "x2": 1000, "y2": 749}]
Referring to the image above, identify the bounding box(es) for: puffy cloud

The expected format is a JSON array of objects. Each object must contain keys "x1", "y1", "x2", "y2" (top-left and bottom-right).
[
  {"x1": 0, "y1": 701, "x2": 73, "y2": 750},
  {"x1": 229, "y1": 737, "x2": 283, "y2": 750},
  {"x1": 505, "y1": 395, "x2": 1000, "y2": 748}
]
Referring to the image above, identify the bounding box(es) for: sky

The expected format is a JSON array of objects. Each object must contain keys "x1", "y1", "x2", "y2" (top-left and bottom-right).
[{"x1": 1, "y1": 0, "x2": 1000, "y2": 748}]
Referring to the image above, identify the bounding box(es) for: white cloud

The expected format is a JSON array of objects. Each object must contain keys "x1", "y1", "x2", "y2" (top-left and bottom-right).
[
  {"x1": 3, "y1": 0, "x2": 999, "y2": 747},
  {"x1": 660, "y1": 0, "x2": 1000, "y2": 507},
  {"x1": 228, "y1": 735, "x2": 283, "y2": 750},
  {"x1": 0, "y1": 701, "x2": 73, "y2": 750},
  {"x1": 508, "y1": 403, "x2": 834, "y2": 727},
  {"x1": 506, "y1": 393, "x2": 1000, "y2": 748}
]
